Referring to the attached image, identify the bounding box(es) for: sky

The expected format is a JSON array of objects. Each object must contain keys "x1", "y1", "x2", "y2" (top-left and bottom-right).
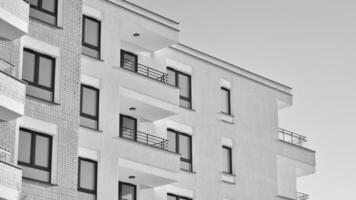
[{"x1": 130, "y1": 0, "x2": 356, "y2": 199}]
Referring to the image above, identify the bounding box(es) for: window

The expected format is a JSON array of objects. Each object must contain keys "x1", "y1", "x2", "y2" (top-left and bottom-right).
[
  {"x1": 167, "y1": 193, "x2": 192, "y2": 200},
  {"x1": 119, "y1": 114, "x2": 137, "y2": 140},
  {"x1": 22, "y1": 48, "x2": 56, "y2": 102},
  {"x1": 221, "y1": 87, "x2": 231, "y2": 114},
  {"x1": 78, "y1": 158, "x2": 97, "y2": 200},
  {"x1": 167, "y1": 129, "x2": 192, "y2": 171},
  {"x1": 80, "y1": 85, "x2": 100, "y2": 130},
  {"x1": 82, "y1": 15, "x2": 101, "y2": 59},
  {"x1": 18, "y1": 128, "x2": 52, "y2": 183},
  {"x1": 222, "y1": 146, "x2": 233, "y2": 174},
  {"x1": 121, "y1": 50, "x2": 138, "y2": 72},
  {"x1": 167, "y1": 68, "x2": 192, "y2": 109},
  {"x1": 27, "y1": 0, "x2": 58, "y2": 25},
  {"x1": 119, "y1": 182, "x2": 136, "y2": 200}
]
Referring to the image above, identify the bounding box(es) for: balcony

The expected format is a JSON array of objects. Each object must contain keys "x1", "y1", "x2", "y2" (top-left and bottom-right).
[
  {"x1": 119, "y1": 127, "x2": 169, "y2": 152},
  {"x1": 0, "y1": 0, "x2": 29, "y2": 40},
  {"x1": 0, "y1": 59, "x2": 26, "y2": 122},
  {"x1": 115, "y1": 0, "x2": 179, "y2": 51},
  {"x1": 278, "y1": 128, "x2": 307, "y2": 147},
  {"x1": 118, "y1": 61, "x2": 179, "y2": 122},
  {"x1": 297, "y1": 192, "x2": 309, "y2": 200},
  {"x1": 114, "y1": 128, "x2": 180, "y2": 188},
  {"x1": 0, "y1": 147, "x2": 22, "y2": 200}
]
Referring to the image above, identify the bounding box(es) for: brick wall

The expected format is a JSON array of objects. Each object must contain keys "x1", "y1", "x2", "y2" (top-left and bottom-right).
[
  {"x1": 0, "y1": 0, "x2": 29, "y2": 22},
  {"x1": 0, "y1": 161, "x2": 22, "y2": 192},
  {"x1": 0, "y1": 0, "x2": 83, "y2": 199}
]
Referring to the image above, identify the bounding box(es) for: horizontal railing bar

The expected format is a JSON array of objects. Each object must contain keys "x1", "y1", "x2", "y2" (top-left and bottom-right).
[{"x1": 278, "y1": 128, "x2": 308, "y2": 147}]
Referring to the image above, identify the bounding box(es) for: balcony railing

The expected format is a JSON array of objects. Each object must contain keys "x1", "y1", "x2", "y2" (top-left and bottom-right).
[
  {"x1": 119, "y1": 127, "x2": 169, "y2": 151},
  {"x1": 0, "y1": 147, "x2": 11, "y2": 163},
  {"x1": 278, "y1": 128, "x2": 307, "y2": 147},
  {"x1": 0, "y1": 58, "x2": 16, "y2": 77},
  {"x1": 121, "y1": 59, "x2": 170, "y2": 84},
  {"x1": 297, "y1": 192, "x2": 309, "y2": 200}
]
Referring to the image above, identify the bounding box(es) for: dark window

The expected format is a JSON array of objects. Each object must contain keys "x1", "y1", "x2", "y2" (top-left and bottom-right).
[
  {"x1": 22, "y1": 48, "x2": 56, "y2": 102},
  {"x1": 119, "y1": 182, "x2": 136, "y2": 200},
  {"x1": 78, "y1": 158, "x2": 97, "y2": 200},
  {"x1": 222, "y1": 146, "x2": 233, "y2": 174},
  {"x1": 119, "y1": 114, "x2": 137, "y2": 140},
  {"x1": 27, "y1": 0, "x2": 58, "y2": 25},
  {"x1": 167, "y1": 68, "x2": 192, "y2": 109},
  {"x1": 167, "y1": 193, "x2": 192, "y2": 200},
  {"x1": 80, "y1": 85, "x2": 100, "y2": 130},
  {"x1": 82, "y1": 15, "x2": 101, "y2": 59},
  {"x1": 221, "y1": 87, "x2": 231, "y2": 114},
  {"x1": 167, "y1": 129, "x2": 192, "y2": 171},
  {"x1": 18, "y1": 128, "x2": 52, "y2": 183},
  {"x1": 121, "y1": 50, "x2": 138, "y2": 72}
]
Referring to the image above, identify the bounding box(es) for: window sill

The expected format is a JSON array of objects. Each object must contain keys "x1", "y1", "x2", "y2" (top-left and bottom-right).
[
  {"x1": 180, "y1": 169, "x2": 197, "y2": 174},
  {"x1": 23, "y1": 177, "x2": 58, "y2": 187},
  {"x1": 179, "y1": 105, "x2": 195, "y2": 112},
  {"x1": 29, "y1": 17, "x2": 63, "y2": 29},
  {"x1": 26, "y1": 95, "x2": 60, "y2": 106},
  {"x1": 79, "y1": 125, "x2": 103, "y2": 133},
  {"x1": 220, "y1": 112, "x2": 234, "y2": 124},
  {"x1": 221, "y1": 172, "x2": 236, "y2": 184},
  {"x1": 81, "y1": 54, "x2": 104, "y2": 62}
]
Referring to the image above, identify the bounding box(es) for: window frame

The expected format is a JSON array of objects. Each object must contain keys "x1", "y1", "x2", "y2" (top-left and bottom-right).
[
  {"x1": 167, "y1": 193, "x2": 193, "y2": 200},
  {"x1": 82, "y1": 15, "x2": 101, "y2": 59},
  {"x1": 167, "y1": 67, "x2": 192, "y2": 109},
  {"x1": 221, "y1": 87, "x2": 231, "y2": 115},
  {"x1": 27, "y1": 0, "x2": 58, "y2": 26},
  {"x1": 222, "y1": 146, "x2": 233, "y2": 174},
  {"x1": 80, "y1": 84, "x2": 100, "y2": 130},
  {"x1": 77, "y1": 157, "x2": 98, "y2": 198},
  {"x1": 22, "y1": 48, "x2": 56, "y2": 102},
  {"x1": 18, "y1": 127, "x2": 53, "y2": 183},
  {"x1": 119, "y1": 114, "x2": 137, "y2": 140},
  {"x1": 119, "y1": 181, "x2": 137, "y2": 200},
  {"x1": 120, "y1": 50, "x2": 138, "y2": 72},
  {"x1": 167, "y1": 128, "x2": 193, "y2": 172}
]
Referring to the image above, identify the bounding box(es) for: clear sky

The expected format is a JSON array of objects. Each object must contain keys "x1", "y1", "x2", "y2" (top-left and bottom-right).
[{"x1": 130, "y1": 0, "x2": 356, "y2": 199}]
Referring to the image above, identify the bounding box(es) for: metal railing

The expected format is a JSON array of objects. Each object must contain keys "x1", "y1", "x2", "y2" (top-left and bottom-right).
[
  {"x1": 0, "y1": 58, "x2": 16, "y2": 77},
  {"x1": 119, "y1": 127, "x2": 169, "y2": 151},
  {"x1": 278, "y1": 128, "x2": 307, "y2": 147},
  {"x1": 0, "y1": 147, "x2": 11, "y2": 163},
  {"x1": 121, "y1": 59, "x2": 169, "y2": 84},
  {"x1": 297, "y1": 192, "x2": 309, "y2": 200}
]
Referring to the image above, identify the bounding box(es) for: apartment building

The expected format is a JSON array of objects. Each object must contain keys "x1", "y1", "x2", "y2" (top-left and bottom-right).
[{"x1": 0, "y1": 0, "x2": 316, "y2": 200}]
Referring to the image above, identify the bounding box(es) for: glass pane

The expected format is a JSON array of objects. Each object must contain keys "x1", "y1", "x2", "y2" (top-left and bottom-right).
[
  {"x1": 180, "y1": 161, "x2": 192, "y2": 171},
  {"x1": 78, "y1": 191, "x2": 96, "y2": 200},
  {"x1": 34, "y1": 135, "x2": 50, "y2": 168},
  {"x1": 222, "y1": 147, "x2": 231, "y2": 173},
  {"x1": 80, "y1": 116, "x2": 98, "y2": 130},
  {"x1": 121, "y1": 116, "x2": 136, "y2": 130},
  {"x1": 82, "y1": 46, "x2": 99, "y2": 59},
  {"x1": 18, "y1": 130, "x2": 32, "y2": 163},
  {"x1": 167, "y1": 130, "x2": 176, "y2": 152},
  {"x1": 222, "y1": 89, "x2": 229, "y2": 113},
  {"x1": 38, "y1": 56, "x2": 54, "y2": 88},
  {"x1": 79, "y1": 159, "x2": 96, "y2": 191},
  {"x1": 26, "y1": 84, "x2": 53, "y2": 101},
  {"x1": 178, "y1": 74, "x2": 190, "y2": 97},
  {"x1": 22, "y1": 51, "x2": 36, "y2": 82},
  {"x1": 84, "y1": 18, "x2": 99, "y2": 46},
  {"x1": 167, "y1": 195, "x2": 176, "y2": 200},
  {"x1": 120, "y1": 183, "x2": 135, "y2": 200},
  {"x1": 22, "y1": 165, "x2": 50, "y2": 182},
  {"x1": 167, "y1": 69, "x2": 176, "y2": 86},
  {"x1": 42, "y1": 0, "x2": 56, "y2": 12},
  {"x1": 122, "y1": 53, "x2": 136, "y2": 71},
  {"x1": 178, "y1": 134, "x2": 191, "y2": 159},
  {"x1": 30, "y1": 8, "x2": 56, "y2": 25},
  {"x1": 82, "y1": 87, "x2": 98, "y2": 116},
  {"x1": 28, "y1": 0, "x2": 38, "y2": 6},
  {"x1": 179, "y1": 99, "x2": 191, "y2": 109}
]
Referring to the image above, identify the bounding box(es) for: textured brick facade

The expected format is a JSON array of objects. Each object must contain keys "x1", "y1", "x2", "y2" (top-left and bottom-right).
[
  {"x1": 0, "y1": 161, "x2": 22, "y2": 192},
  {"x1": 0, "y1": 0, "x2": 29, "y2": 22},
  {"x1": 0, "y1": 71, "x2": 26, "y2": 104},
  {"x1": 0, "y1": 0, "x2": 83, "y2": 199}
]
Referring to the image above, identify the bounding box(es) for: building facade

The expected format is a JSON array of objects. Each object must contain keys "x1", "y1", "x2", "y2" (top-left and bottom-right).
[{"x1": 0, "y1": 0, "x2": 315, "y2": 200}]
